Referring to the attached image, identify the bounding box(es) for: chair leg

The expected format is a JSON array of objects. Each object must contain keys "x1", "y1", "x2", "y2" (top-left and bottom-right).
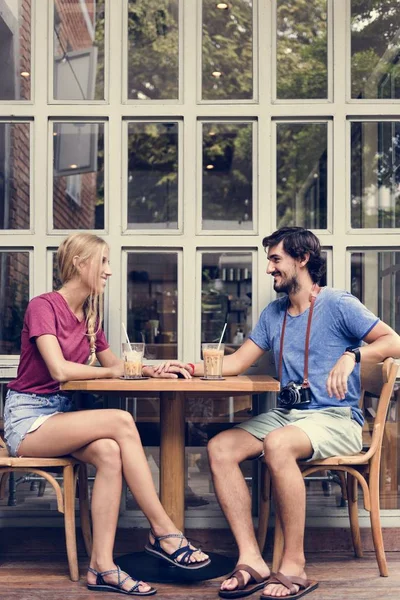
[
  {"x1": 337, "y1": 471, "x2": 348, "y2": 502},
  {"x1": 369, "y1": 466, "x2": 388, "y2": 577},
  {"x1": 38, "y1": 479, "x2": 47, "y2": 497},
  {"x1": 272, "y1": 502, "x2": 284, "y2": 573},
  {"x1": 63, "y1": 464, "x2": 80, "y2": 581},
  {"x1": 257, "y1": 462, "x2": 271, "y2": 553},
  {"x1": 78, "y1": 463, "x2": 92, "y2": 557},
  {"x1": 0, "y1": 473, "x2": 9, "y2": 500},
  {"x1": 346, "y1": 473, "x2": 363, "y2": 558}
]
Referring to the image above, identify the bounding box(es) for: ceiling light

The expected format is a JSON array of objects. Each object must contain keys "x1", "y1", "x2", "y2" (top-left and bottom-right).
[
  {"x1": 20, "y1": 71, "x2": 30, "y2": 78},
  {"x1": 212, "y1": 71, "x2": 222, "y2": 78},
  {"x1": 69, "y1": 164, "x2": 78, "y2": 169},
  {"x1": 206, "y1": 164, "x2": 214, "y2": 170},
  {"x1": 216, "y1": 2, "x2": 229, "y2": 9}
]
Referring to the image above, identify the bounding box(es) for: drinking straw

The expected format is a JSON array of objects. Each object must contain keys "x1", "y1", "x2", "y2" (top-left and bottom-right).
[
  {"x1": 122, "y1": 323, "x2": 132, "y2": 351},
  {"x1": 218, "y1": 322, "x2": 227, "y2": 350}
]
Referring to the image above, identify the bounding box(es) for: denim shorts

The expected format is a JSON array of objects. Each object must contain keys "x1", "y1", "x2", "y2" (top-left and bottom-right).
[{"x1": 4, "y1": 390, "x2": 75, "y2": 457}]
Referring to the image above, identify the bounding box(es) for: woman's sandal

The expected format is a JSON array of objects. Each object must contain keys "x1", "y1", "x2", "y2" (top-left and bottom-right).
[
  {"x1": 87, "y1": 566, "x2": 157, "y2": 596},
  {"x1": 144, "y1": 531, "x2": 211, "y2": 570}
]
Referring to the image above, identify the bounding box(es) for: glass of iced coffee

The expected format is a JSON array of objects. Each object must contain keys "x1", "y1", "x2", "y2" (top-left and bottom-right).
[
  {"x1": 202, "y1": 343, "x2": 225, "y2": 380},
  {"x1": 122, "y1": 342, "x2": 145, "y2": 379}
]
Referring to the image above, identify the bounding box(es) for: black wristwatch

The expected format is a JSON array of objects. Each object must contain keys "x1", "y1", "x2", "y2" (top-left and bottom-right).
[{"x1": 345, "y1": 346, "x2": 361, "y2": 363}]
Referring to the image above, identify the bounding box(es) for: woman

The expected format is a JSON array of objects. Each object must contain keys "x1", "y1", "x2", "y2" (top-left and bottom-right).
[{"x1": 4, "y1": 232, "x2": 209, "y2": 596}]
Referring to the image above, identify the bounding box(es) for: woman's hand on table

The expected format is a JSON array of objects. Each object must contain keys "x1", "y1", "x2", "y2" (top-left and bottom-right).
[{"x1": 145, "y1": 361, "x2": 193, "y2": 379}]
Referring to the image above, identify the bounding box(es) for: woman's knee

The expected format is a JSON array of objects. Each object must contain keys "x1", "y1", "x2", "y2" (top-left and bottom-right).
[
  {"x1": 111, "y1": 409, "x2": 139, "y2": 438},
  {"x1": 88, "y1": 438, "x2": 122, "y2": 471}
]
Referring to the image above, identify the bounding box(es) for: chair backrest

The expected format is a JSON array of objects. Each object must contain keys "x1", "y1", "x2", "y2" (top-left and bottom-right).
[{"x1": 360, "y1": 358, "x2": 399, "y2": 462}]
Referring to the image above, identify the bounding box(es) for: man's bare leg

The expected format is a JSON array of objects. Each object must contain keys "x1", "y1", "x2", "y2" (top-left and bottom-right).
[
  {"x1": 208, "y1": 428, "x2": 270, "y2": 592},
  {"x1": 261, "y1": 426, "x2": 313, "y2": 599}
]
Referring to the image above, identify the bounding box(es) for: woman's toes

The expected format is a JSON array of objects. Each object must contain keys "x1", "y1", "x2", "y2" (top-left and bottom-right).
[{"x1": 139, "y1": 582, "x2": 152, "y2": 592}]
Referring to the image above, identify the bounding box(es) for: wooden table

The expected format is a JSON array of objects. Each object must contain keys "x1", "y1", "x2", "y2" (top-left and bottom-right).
[{"x1": 61, "y1": 375, "x2": 279, "y2": 531}]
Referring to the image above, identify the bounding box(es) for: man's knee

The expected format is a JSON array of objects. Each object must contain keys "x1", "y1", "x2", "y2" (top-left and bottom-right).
[
  {"x1": 207, "y1": 429, "x2": 261, "y2": 470},
  {"x1": 207, "y1": 433, "x2": 231, "y2": 467},
  {"x1": 263, "y1": 429, "x2": 298, "y2": 468}
]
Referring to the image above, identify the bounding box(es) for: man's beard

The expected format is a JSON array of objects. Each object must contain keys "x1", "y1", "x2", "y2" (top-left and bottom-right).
[{"x1": 273, "y1": 274, "x2": 300, "y2": 295}]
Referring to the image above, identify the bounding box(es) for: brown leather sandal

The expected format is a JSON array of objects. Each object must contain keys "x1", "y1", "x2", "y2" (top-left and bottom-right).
[
  {"x1": 260, "y1": 572, "x2": 318, "y2": 600},
  {"x1": 219, "y1": 563, "x2": 270, "y2": 598}
]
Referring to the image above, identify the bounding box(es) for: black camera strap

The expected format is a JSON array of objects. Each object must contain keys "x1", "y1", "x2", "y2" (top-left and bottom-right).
[{"x1": 278, "y1": 284, "x2": 321, "y2": 388}]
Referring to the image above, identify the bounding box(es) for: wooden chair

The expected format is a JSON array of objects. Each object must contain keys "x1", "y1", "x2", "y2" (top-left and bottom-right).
[
  {"x1": 0, "y1": 435, "x2": 92, "y2": 580},
  {"x1": 257, "y1": 357, "x2": 399, "y2": 577}
]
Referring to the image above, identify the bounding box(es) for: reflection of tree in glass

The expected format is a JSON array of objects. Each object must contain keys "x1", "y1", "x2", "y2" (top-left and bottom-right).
[
  {"x1": 351, "y1": 0, "x2": 400, "y2": 99},
  {"x1": 276, "y1": 0, "x2": 327, "y2": 100},
  {"x1": 202, "y1": 0, "x2": 253, "y2": 100},
  {"x1": 0, "y1": 254, "x2": 29, "y2": 355},
  {"x1": 277, "y1": 123, "x2": 327, "y2": 229},
  {"x1": 127, "y1": 0, "x2": 179, "y2": 100},
  {"x1": 203, "y1": 123, "x2": 253, "y2": 225},
  {"x1": 94, "y1": 3, "x2": 105, "y2": 100},
  {"x1": 127, "y1": 123, "x2": 178, "y2": 225},
  {"x1": 351, "y1": 122, "x2": 400, "y2": 228}
]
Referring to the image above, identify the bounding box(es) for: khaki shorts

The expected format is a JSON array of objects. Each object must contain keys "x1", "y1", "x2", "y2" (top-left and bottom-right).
[{"x1": 235, "y1": 406, "x2": 363, "y2": 461}]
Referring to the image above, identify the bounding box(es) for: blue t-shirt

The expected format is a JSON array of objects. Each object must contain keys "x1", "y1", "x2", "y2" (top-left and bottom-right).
[{"x1": 249, "y1": 287, "x2": 379, "y2": 425}]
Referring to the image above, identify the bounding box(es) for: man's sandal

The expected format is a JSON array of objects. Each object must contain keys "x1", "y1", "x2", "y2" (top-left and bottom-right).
[
  {"x1": 260, "y1": 572, "x2": 319, "y2": 600},
  {"x1": 87, "y1": 566, "x2": 156, "y2": 596},
  {"x1": 219, "y1": 564, "x2": 271, "y2": 598},
  {"x1": 144, "y1": 531, "x2": 211, "y2": 570}
]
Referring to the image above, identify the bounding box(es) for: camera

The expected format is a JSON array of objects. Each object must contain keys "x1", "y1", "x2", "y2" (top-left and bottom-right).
[{"x1": 278, "y1": 381, "x2": 312, "y2": 409}]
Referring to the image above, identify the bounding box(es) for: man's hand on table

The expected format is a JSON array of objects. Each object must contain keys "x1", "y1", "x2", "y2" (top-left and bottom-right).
[{"x1": 144, "y1": 361, "x2": 193, "y2": 379}]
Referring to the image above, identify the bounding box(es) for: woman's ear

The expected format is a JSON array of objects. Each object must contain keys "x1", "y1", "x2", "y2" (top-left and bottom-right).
[{"x1": 72, "y1": 255, "x2": 81, "y2": 271}]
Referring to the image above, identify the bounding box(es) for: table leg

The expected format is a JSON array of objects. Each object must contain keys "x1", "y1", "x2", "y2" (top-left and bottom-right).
[{"x1": 159, "y1": 391, "x2": 185, "y2": 531}]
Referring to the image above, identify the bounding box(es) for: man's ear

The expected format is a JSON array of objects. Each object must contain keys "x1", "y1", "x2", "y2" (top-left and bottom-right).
[{"x1": 298, "y1": 252, "x2": 310, "y2": 268}]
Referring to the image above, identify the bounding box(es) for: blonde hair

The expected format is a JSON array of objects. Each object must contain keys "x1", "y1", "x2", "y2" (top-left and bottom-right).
[{"x1": 57, "y1": 232, "x2": 108, "y2": 366}]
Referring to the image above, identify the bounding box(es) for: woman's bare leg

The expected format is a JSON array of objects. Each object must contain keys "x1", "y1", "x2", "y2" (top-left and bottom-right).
[
  {"x1": 19, "y1": 409, "x2": 208, "y2": 563},
  {"x1": 72, "y1": 438, "x2": 151, "y2": 592}
]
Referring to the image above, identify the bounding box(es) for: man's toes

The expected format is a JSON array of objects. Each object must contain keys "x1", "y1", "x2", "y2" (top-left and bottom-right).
[{"x1": 221, "y1": 578, "x2": 235, "y2": 591}]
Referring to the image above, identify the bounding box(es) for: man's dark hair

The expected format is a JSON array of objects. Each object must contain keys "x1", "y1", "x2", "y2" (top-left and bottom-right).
[{"x1": 262, "y1": 227, "x2": 326, "y2": 284}]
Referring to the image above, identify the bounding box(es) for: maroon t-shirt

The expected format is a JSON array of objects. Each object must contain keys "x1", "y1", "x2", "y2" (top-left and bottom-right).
[{"x1": 8, "y1": 292, "x2": 109, "y2": 395}]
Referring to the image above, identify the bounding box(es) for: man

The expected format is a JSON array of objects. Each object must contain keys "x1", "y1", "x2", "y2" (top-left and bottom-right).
[{"x1": 190, "y1": 227, "x2": 400, "y2": 599}]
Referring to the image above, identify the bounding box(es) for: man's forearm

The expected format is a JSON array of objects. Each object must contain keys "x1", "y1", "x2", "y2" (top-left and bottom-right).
[{"x1": 360, "y1": 333, "x2": 400, "y2": 362}]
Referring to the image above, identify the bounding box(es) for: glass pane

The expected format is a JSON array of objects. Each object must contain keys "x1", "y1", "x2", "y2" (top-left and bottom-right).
[
  {"x1": 127, "y1": 252, "x2": 178, "y2": 360},
  {"x1": 0, "y1": 251, "x2": 29, "y2": 354},
  {"x1": 202, "y1": 0, "x2": 253, "y2": 101},
  {"x1": 185, "y1": 393, "x2": 255, "y2": 514},
  {"x1": 276, "y1": 122, "x2": 327, "y2": 229},
  {"x1": 52, "y1": 122, "x2": 105, "y2": 230},
  {"x1": 350, "y1": 250, "x2": 399, "y2": 333},
  {"x1": 276, "y1": 0, "x2": 328, "y2": 99},
  {"x1": 202, "y1": 122, "x2": 253, "y2": 230},
  {"x1": 53, "y1": 0, "x2": 105, "y2": 101},
  {"x1": 127, "y1": 0, "x2": 179, "y2": 100},
  {"x1": 51, "y1": 251, "x2": 62, "y2": 291},
  {"x1": 351, "y1": 0, "x2": 400, "y2": 100},
  {"x1": 118, "y1": 393, "x2": 256, "y2": 518},
  {"x1": 351, "y1": 121, "x2": 400, "y2": 228},
  {"x1": 127, "y1": 122, "x2": 178, "y2": 229},
  {"x1": 0, "y1": 0, "x2": 31, "y2": 101},
  {"x1": 350, "y1": 249, "x2": 400, "y2": 510},
  {"x1": 201, "y1": 252, "x2": 252, "y2": 350},
  {"x1": 0, "y1": 122, "x2": 30, "y2": 229}
]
